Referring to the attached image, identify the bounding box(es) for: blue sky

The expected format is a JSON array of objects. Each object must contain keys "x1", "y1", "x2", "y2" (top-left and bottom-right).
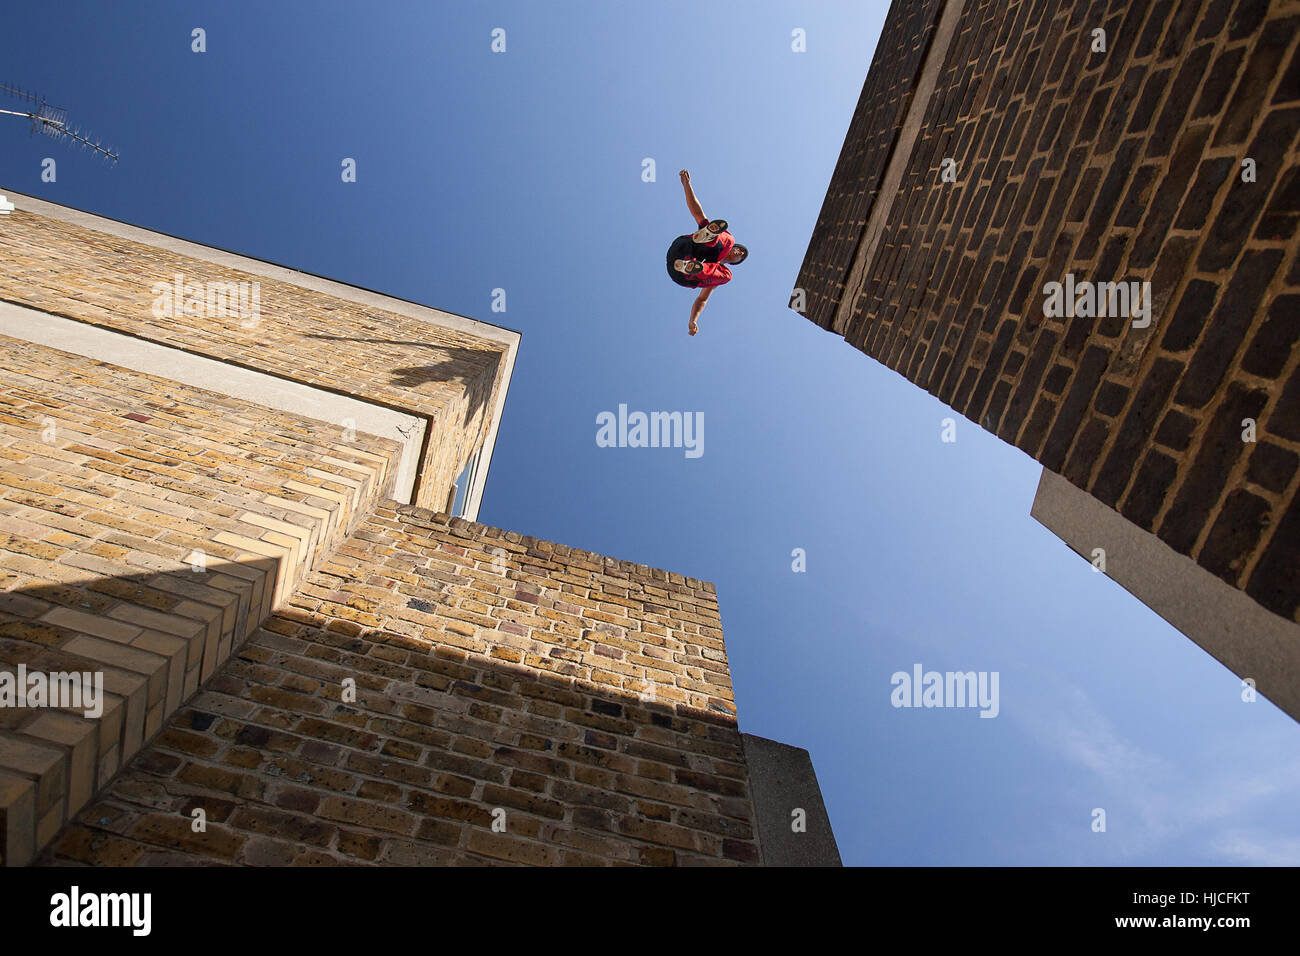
[{"x1": 3, "y1": 0, "x2": 1298, "y2": 866}]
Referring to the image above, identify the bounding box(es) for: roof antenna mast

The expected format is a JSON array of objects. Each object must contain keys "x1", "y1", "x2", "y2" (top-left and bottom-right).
[{"x1": 0, "y1": 82, "x2": 118, "y2": 165}]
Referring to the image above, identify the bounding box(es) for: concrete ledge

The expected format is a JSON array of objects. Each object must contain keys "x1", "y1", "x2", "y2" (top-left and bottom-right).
[
  {"x1": 1031, "y1": 467, "x2": 1300, "y2": 723},
  {"x1": 741, "y1": 734, "x2": 841, "y2": 866}
]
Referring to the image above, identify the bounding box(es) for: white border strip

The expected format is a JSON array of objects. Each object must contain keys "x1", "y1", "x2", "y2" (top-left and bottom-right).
[{"x1": 1031, "y1": 467, "x2": 1300, "y2": 722}]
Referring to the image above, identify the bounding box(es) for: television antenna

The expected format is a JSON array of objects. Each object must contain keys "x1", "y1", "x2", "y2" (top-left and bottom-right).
[{"x1": 0, "y1": 83, "x2": 118, "y2": 165}]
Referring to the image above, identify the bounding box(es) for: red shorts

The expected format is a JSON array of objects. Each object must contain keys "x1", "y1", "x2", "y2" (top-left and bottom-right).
[
  {"x1": 693, "y1": 228, "x2": 734, "y2": 287},
  {"x1": 693, "y1": 260, "x2": 733, "y2": 288}
]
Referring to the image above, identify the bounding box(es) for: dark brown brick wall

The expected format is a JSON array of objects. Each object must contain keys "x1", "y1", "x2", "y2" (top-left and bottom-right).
[
  {"x1": 794, "y1": 0, "x2": 945, "y2": 328},
  {"x1": 794, "y1": 0, "x2": 1300, "y2": 621}
]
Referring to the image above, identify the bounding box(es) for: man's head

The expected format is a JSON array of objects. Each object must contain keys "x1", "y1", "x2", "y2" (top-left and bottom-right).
[{"x1": 725, "y1": 243, "x2": 748, "y2": 265}]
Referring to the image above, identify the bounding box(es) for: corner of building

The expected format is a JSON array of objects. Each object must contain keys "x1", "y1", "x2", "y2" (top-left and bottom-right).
[{"x1": 741, "y1": 733, "x2": 841, "y2": 866}]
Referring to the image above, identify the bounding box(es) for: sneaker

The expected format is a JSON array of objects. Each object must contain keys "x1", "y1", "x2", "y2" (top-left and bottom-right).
[
  {"x1": 675, "y1": 259, "x2": 703, "y2": 275},
  {"x1": 690, "y1": 219, "x2": 728, "y2": 243}
]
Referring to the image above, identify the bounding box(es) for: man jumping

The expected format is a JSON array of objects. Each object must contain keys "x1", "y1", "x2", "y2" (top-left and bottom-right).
[{"x1": 668, "y1": 169, "x2": 748, "y2": 336}]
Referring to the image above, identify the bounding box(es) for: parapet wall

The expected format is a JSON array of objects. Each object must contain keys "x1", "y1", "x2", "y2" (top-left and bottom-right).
[{"x1": 41, "y1": 505, "x2": 763, "y2": 866}]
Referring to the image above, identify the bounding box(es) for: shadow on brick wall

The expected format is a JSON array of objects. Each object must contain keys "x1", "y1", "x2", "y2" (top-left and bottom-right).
[
  {"x1": 0, "y1": 557, "x2": 282, "y2": 866},
  {"x1": 4, "y1": 566, "x2": 760, "y2": 867},
  {"x1": 306, "y1": 336, "x2": 501, "y2": 429}
]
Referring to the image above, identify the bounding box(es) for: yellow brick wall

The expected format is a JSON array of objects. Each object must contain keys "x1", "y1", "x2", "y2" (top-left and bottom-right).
[
  {"x1": 3, "y1": 198, "x2": 763, "y2": 868},
  {"x1": 42, "y1": 505, "x2": 762, "y2": 866},
  {"x1": 0, "y1": 208, "x2": 508, "y2": 509},
  {"x1": 0, "y1": 336, "x2": 404, "y2": 864}
]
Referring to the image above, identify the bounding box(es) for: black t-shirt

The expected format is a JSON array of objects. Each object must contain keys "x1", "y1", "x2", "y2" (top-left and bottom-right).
[{"x1": 666, "y1": 232, "x2": 724, "y2": 287}]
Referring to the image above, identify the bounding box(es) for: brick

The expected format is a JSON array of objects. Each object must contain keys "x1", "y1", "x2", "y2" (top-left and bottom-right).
[
  {"x1": 1131, "y1": 123, "x2": 1211, "y2": 268},
  {"x1": 410, "y1": 816, "x2": 462, "y2": 846},
  {"x1": 1040, "y1": 347, "x2": 1111, "y2": 472},
  {"x1": 0, "y1": 769, "x2": 37, "y2": 866},
  {"x1": 482, "y1": 784, "x2": 566, "y2": 820},
  {"x1": 616, "y1": 816, "x2": 696, "y2": 851},
  {"x1": 1257, "y1": 163, "x2": 1300, "y2": 240},
  {"x1": 1064, "y1": 418, "x2": 1112, "y2": 486},
  {"x1": 128, "y1": 813, "x2": 246, "y2": 861},
  {"x1": 1154, "y1": 409, "x2": 1197, "y2": 452},
  {"x1": 1175, "y1": 158, "x2": 1236, "y2": 231},
  {"x1": 1275, "y1": 33, "x2": 1300, "y2": 105},
  {"x1": 336, "y1": 828, "x2": 383, "y2": 861},
  {"x1": 48, "y1": 825, "x2": 144, "y2": 866},
  {"x1": 1147, "y1": 45, "x2": 1214, "y2": 157},
  {"x1": 1094, "y1": 381, "x2": 1131, "y2": 418},
  {"x1": 1198, "y1": 490, "x2": 1273, "y2": 583},
  {"x1": 1241, "y1": 295, "x2": 1300, "y2": 378},
  {"x1": 405, "y1": 793, "x2": 492, "y2": 827},
  {"x1": 1093, "y1": 359, "x2": 1185, "y2": 506},
  {"x1": 638, "y1": 845, "x2": 676, "y2": 866},
  {"x1": 1270, "y1": 374, "x2": 1300, "y2": 444},
  {"x1": 1175, "y1": 250, "x2": 1283, "y2": 408},
  {"x1": 1246, "y1": 495, "x2": 1300, "y2": 619},
  {"x1": 1121, "y1": 449, "x2": 1182, "y2": 530},
  {"x1": 1228, "y1": 0, "x2": 1269, "y2": 40},
  {"x1": 229, "y1": 805, "x2": 336, "y2": 846},
  {"x1": 1196, "y1": 0, "x2": 1233, "y2": 39},
  {"x1": 466, "y1": 828, "x2": 560, "y2": 866},
  {"x1": 1201, "y1": 110, "x2": 1300, "y2": 270},
  {"x1": 318, "y1": 797, "x2": 416, "y2": 836},
  {"x1": 1160, "y1": 279, "x2": 1221, "y2": 352},
  {"x1": 1213, "y1": 19, "x2": 1298, "y2": 146},
  {"x1": 175, "y1": 761, "x2": 249, "y2": 796},
  {"x1": 1247, "y1": 443, "x2": 1299, "y2": 495},
  {"x1": 1158, "y1": 385, "x2": 1269, "y2": 552},
  {"x1": 38, "y1": 606, "x2": 142, "y2": 643},
  {"x1": 722, "y1": 838, "x2": 761, "y2": 864},
  {"x1": 1078, "y1": 139, "x2": 1143, "y2": 261},
  {"x1": 1193, "y1": 47, "x2": 1245, "y2": 119}
]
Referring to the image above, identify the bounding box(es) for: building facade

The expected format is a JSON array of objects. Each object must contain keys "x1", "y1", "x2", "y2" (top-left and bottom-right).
[
  {"x1": 0, "y1": 192, "x2": 837, "y2": 865},
  {"x1": 793, "y1": 0, "x2": 1299, "y2": 719}
]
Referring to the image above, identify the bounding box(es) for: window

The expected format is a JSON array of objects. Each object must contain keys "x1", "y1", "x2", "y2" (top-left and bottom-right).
[{"x1": 450, "y1": 448, "x2": 481, "y2": 518}]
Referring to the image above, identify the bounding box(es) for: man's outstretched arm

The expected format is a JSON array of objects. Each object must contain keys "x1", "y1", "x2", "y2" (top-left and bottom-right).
[
  {"x1": 679, "y1": 169, "x2": 708, "y2": 227},
  {"x1": 688, "y1": 287, "x2": 713, "y2": 336}
]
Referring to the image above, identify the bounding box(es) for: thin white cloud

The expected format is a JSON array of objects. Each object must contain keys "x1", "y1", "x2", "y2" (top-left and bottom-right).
[
  {"x1": 1016, "y1": 678, "x2": 1300, "y2": 864},
  {"x1": 1211, "y1": 832, "x2": 1300, "y2": 866}
]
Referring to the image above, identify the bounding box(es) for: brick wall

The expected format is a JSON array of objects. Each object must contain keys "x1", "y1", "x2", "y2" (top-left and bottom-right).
[
  {"x1": 795, "y1": 0, "x2": 944, "y2": 329},
  {"x1": 1, "y1": 197, "x2": 773, "y2": 867},
  {"x1": 793, "y1": 0, "x2": 1300, "y2": 621},
  {"x1": 0, "y1": 335, "x2": 403, "y2": 864},
  {"x1": 41, "y1": 505, "x2": 761, "y2": 866},
  {"x1": 0, "y1": 208, "x2": 508, "y2": 509}
]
